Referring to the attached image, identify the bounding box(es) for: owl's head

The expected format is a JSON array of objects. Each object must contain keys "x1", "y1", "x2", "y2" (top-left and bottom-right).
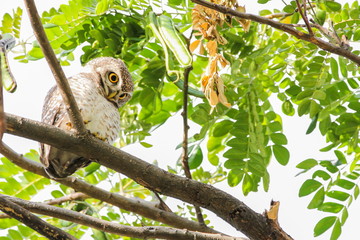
[{"x1": 85, "y1": 57, "x2": 133, "y2": 107}]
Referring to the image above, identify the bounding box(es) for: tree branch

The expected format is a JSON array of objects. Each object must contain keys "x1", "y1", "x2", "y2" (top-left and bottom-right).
[
  {"x1": 295, "y1": 0, "x2": 313, "y2": 35},
  {"x1": 45, "y1": 192, "x2": 88, "y2": 205},
  {"x1": 0, "y1": 193, "x2": 77, "y2": 240},
  {"x1": 191, "y1": 0, "x2": 360, "y2": 66},
  {"x1": 23, "y1": 0, "x2": 87, "y2": 134},
  {"x1": 181, "y1": 66, "x2": 205, "y2": 225},
  {"x1": 0, "y1": 140, "x2": 218, "y2": 234},
  {"x1": 3, "y1": 194, "x2": 246, "y2": 240},
  {"x1": 5, "y1": 113, "x2": 293, "y2": 240}
]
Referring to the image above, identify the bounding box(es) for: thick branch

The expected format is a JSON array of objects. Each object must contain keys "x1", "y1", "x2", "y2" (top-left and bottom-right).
[
  {"x1": 5, "y1": 113, "x2": 293, "y2": 240},
  {"x1": 191, "y1": 0, "x2": 360, "y2": 66},
  {"x1": 0, "y1": 193, "x2": 76, "y2": 240},
  {"x1": 2, "y1": 195, "x2": 245, "y2": 240},
  {"x1": 0, "y1": 140, "x2": 217, "y2": 234},
  {"x1": 23, "y1": 0, "x2": 87, "y2": 134}
]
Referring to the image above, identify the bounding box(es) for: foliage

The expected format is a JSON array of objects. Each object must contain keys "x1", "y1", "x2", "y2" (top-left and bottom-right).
[{"x1": 0, "y1": 0, "x2": 359, "y2": 239}]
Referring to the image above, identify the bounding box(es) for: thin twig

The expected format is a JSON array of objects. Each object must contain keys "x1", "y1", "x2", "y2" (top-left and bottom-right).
[
  {"x1": 23, "y1": 0, "x2": 87, "y2": 134},
  {"x1": 181, "y1": 66, "x2": 205, "y2": 225},
  {"x1": 0, "y1": 193, "x2": 77, "y2": 240},
  {"x1": 295, "y1": 0, "x2": 313, "y2": 35},
  {"x1": 191, "y1": 0, "x2": 360, "y2": 66},
  {"x1": 45, "y1": 192, "x2": 89, "y2": 205},
  {"x1": 0, "y1": 140, "x2": 218, "y2": 234},
  {"x1": 2, "y1": 195, "x2": 247, "y2": 240}
]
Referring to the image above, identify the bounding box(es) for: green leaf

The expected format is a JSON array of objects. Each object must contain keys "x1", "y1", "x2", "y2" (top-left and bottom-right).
[
  {"x1": 312, "y1": 90, "x2": 326, "y2": 100},
  {"x1": 213, "y1": 120, "x2": 233, "y2": 137},
  {"x1": 140, "y1": 142, "x2": 153, "y2": 148},
  {"x1": 338, "y1": 57, "x2": 347, "y2": 78},
  {"x1": 318, "y1": 202, "x2": 344, "y2": 213},
  {"x1": 268, "y1": 121, "x2": 282, "y2": 132},
  {"x1": 325, "y1": 1, "x2": 342, "y2": 11},
  {"x1": 272, "y1": 145, "x2": 290, "y2": 165},
  {"x1": 27, "y1": 47, "x2": 44, "y2": 59},
  {"x1": 296, "y1": 158, "x2": 318, "y2": 170},
  {"x1": 95, "y1": 0, "x2": 109, "y2": 15},
  {"x1": 306, "y1": 114, "x2": 318, "y2": 134},
  {"x1": 354, "y1": 185, "x2": 359, "y2": 199},
  {"x1": 208, "y1": 153, "x2": 219, "y2": 166},
  {"x1": 282, "y1": 100, "x2": 295, "y2": 116},
  {"x1": 270, "y1": 133, "x2": 288, "y2": 145},
  {"x1": 51, "y1": 190, "x2": 64, "y2": 199},
  {"x1": 312, "y1": 170, "x2": 331, "y2": 180},
  {"x1": 207, "y1": 137, "x2": 222, "y2": 152},
  {"x1": 330, "y1": 220, "x2": 341, "y2": 240},
  {"x1": 314, "y1": 216, "x2": 337, "y2": 237},
  {"x1": 298, "y1": 99, "x2": 311, "y2": 116},
  {"x1": 335, "y1": 179, "x2": 355, "y2": 190},
  {"x1": 330, "y1": 57, "x2": 339, "y2": 80},
  {"x1": 308, "y1": 187, "x2": 325, "y2": 209},
  {"x1": 309, "y1": 100, "x2": 320, "y2": 118},
  {"x1": 223, "y1": 148, "x2": 246, "y2": 160},
  {"x1": 84, "y1": 162, "x2": 101, "y2": 176},
  {"x1": 334, "y1": 150, "x2": 347, "y2": 164},
  {"x1": 341, "y1": 207, "x2": 348, "y2": 225},
  {"x1": 242, "y1": 173, "x2": 253, "y2": 196},
  {"x1": 299, "y1": 179, "x2": 322, "y2": 197},
  {"x1": 326, "y1": 190, "x2": 350, "y2": 201},
  {"x1": 227, "y1": 169, "x2": 244, "y2": 187},
  {"x1": 315, "y1": 10, "x2": 326, "y2": 25},
  {"x1": 188, "y1": 146, "x2": 203, "y2": 170}
]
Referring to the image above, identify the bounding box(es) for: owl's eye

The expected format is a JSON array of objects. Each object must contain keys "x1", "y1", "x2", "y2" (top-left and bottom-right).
[
  {"x1": 119, "y1": 93, "x2": 128, "y2": 100},
  {"x1": 108, "y1": 72, "x2": 119, "y2": 83}
]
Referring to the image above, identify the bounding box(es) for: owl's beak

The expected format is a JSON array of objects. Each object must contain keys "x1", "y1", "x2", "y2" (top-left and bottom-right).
[
  {"x1": 106, "y1": 91, "x2": 121, "y2": 108},
  {"x1": 107, "y1": 91, "x2": 118, "y2": 100}
]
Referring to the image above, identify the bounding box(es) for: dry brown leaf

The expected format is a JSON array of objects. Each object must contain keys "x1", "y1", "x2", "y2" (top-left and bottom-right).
[
  {"x1": 201, "y1": 74, "x2": 210, "y2": 88},
  {"x1": 209, "y1": 88, "x2": 219, "y2": 106},
  {"x1": 215, "y1": 75, "x2": 231, "y2": 108},
  {"x1": 218, "y1": 54, "x2": 229, "y2": 68},
  {"x1": 199, "y1": 41, "x2": 205, "y2": 55},
  {"x1": 207, "y1": 40, "x2": 217, "y2": 56},
  {"x1": 190, "y1": 39, "x2": 201, "y2": 53},
  {"x1": 209, "y1": 58, "x2": 218, "y2": 74}
]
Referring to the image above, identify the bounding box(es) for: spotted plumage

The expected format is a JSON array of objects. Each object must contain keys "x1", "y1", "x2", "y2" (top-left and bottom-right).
[{"x1": 40, "y1": 57, "x2": 133, "y2": 178}]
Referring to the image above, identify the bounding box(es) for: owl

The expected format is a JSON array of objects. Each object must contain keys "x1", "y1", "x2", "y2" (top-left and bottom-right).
[{"x1": 40, "y1": 57, "x2": 133, "y2": 178}]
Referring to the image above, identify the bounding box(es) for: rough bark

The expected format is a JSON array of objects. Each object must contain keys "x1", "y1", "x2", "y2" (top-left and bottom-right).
[{"x1": 5, "y1": 113, "x2": 293, "y2": 240}]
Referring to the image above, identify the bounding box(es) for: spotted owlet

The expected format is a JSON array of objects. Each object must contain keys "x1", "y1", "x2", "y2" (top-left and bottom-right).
[{"x1": 40, "y1": 57, "x2": 133, "y2": 178}]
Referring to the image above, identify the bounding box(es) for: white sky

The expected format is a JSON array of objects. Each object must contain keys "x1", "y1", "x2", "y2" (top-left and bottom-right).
[{"x1": 1, "y1": 1, "x2": 359, "y2": 240}]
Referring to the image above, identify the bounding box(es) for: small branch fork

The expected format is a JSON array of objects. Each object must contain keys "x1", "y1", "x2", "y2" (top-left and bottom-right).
[
  {"x1": 295, "y1": 0, "x2": 313, "y2": 35},
  {"x1": 1, "y1": 194, "x2": 247, "y2": 240},
  {"x1": 23, "y1": 0, "x2": 87, "y2": 134},
  {"x1": 0, "y1": 141, "x2": 218, "y2": 235},
  {"x1": 191, "y1": 0, "x2": 360, "y2": 66},
  {"x1": 0, "y1": 193, "x2": 77, "y2": 240}
]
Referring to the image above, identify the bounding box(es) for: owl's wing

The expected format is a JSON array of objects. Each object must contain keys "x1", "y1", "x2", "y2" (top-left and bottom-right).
[{"x1": 40, "y1": 86, "x2": 67, "y2": 168}]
